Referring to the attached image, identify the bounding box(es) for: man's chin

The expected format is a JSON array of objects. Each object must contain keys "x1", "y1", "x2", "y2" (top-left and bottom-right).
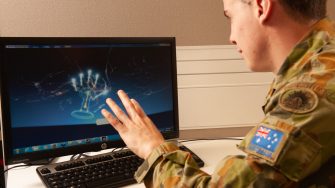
[{"x1": 247, "y1": 62, "x2": 271, "y2": 72}]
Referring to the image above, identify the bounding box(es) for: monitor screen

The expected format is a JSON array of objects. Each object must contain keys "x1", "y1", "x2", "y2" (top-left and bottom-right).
[{"x1": 0, "y1": 37, "x2": 179, "y2": 165}]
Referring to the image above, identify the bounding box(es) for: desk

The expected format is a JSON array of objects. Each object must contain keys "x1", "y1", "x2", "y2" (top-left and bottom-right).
[{"x1": 7, "y1": 139, "x2": 244, "y2": 188}]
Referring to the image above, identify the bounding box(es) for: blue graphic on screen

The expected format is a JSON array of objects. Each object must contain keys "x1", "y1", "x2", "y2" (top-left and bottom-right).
[
  {"x1": 5, "y1": 44, "x2": 175, "y2": 152},
  {"x1": 70, "y1": 69, "x2": 109, "y2": 120}
]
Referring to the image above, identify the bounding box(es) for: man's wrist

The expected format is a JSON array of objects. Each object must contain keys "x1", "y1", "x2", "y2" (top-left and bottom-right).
[
  {"x1": 142, "y1": 140, "x2": 165, "y2": 160},
  {"x1": 134, "y1": 141, "x2": 179, "y2": 183}
]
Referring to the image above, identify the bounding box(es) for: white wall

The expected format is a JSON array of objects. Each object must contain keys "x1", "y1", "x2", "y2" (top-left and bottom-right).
[{"x1": 177, "y1": 46, "x2": 273, "y2": 130}]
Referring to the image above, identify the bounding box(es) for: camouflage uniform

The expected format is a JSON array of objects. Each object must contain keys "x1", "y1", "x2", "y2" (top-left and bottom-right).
[{"x1": 134, "y1": 18, "x2": 335, "y2": 187}]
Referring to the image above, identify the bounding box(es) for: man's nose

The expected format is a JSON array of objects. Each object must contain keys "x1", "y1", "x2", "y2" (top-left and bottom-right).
[{"x1": 229, "y1": 37, "x2": 237, "y2": 45}]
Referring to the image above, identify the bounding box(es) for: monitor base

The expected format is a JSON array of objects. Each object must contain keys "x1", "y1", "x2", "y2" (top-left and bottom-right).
[{"x1": 25, "y1": 158, "x2": 55, "y2": 166}]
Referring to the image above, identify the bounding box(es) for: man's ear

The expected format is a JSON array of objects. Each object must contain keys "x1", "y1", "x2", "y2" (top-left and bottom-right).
[{"x1": 256, "y1": 0, "x2": 273, "y2": 23}]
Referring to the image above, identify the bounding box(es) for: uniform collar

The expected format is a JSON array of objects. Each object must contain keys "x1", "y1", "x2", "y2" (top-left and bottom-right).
[{"x1": 277, "y1": 17, "x2": 335, "y2": 78}]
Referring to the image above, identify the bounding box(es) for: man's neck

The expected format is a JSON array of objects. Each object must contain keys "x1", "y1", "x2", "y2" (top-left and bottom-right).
[{"x1": 267, "y1": 16, "x2": 318, "y2": 74}]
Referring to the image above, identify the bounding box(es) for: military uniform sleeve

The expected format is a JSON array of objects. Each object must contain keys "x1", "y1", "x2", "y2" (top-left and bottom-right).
[
  {"x1": 134, "y1": 141, "x2": 212, "y2": 187},
  {"x1": 134, "y1": 142, "x2": 293, "y2": 187}
]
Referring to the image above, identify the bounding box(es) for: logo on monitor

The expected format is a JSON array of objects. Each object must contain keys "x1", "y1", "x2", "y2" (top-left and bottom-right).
[{"x1": 101, "y1": 143, "x2": 107, "y2": 150}]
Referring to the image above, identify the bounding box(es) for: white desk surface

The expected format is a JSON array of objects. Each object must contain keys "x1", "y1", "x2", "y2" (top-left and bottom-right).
[{"x1": 7, "y1": 139, "x2": 244, "y2": 188}]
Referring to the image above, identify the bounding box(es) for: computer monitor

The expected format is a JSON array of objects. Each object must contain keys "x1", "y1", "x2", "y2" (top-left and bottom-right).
[{"x1": 0, "y1": 37, "x2": 179, "y2": 165}]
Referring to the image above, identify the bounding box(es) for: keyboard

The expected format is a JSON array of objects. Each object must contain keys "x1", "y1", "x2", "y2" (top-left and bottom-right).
[{"x1": 36, "y1": 144, "x2": 205, "y2": 188}]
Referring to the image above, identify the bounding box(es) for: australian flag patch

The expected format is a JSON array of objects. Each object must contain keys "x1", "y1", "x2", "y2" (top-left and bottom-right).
[{"x1": 247, "y1": 125, "x2": 285, "y2": 162}]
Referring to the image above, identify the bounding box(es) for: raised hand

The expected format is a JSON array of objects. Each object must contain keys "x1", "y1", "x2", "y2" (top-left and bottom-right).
[{"x1": 101, "y1": 90, "x2": 165, "y2": 159}]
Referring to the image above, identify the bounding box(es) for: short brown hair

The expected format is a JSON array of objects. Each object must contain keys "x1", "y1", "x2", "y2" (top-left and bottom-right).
[
  {"x1": 278, "y1": 0, "x2": 327, "y2": 21},
  {"x1": 241, "y1": 0, "x2": 327, "y2": 22}
]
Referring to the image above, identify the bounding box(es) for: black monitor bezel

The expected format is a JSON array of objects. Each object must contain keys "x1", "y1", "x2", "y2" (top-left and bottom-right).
[{"x1": 0, "y1": 37, "x2": 179, "y2": 165}]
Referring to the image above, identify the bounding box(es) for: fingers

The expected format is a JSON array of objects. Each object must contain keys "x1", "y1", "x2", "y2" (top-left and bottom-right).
[
  {"x1": 131, "y1": 98, "x2": 158, "y2": 133},
  {"x1": 130, "y1": 98, "x2": 147, "y2": 118},
  {"x1": 103, "y1": 90, "x2": 145, "y2": 130},
  {"x1": 101, "y1": 109, "x2": 126, "y2": 132},
  {"x1": 105, "y1": 97, "x2": 131, "y2": 126},
  {"x1": 117, "y1": 90, "x2": 138, "y2": 119}
]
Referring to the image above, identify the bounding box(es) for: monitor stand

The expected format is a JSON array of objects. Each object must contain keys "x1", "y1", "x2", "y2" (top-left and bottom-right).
[{"x1": 25, "y1": 158, "x2": 55, "y2": 166}]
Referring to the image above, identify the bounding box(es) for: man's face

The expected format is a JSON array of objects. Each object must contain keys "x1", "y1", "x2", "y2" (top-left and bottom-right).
[{"x1": 223, "y1": 0, "x2": 271, "y2": 72}]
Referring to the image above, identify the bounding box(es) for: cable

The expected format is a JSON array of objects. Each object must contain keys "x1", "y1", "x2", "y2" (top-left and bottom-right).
[
  {"x1": 111, "y1": 147, "x2": 126, "y2": 153},
  {"x1": 2, "y1": 164, "x2": 31, "y2": 174},
  {"x1": 179, "y1": 137, "x2": 243, "y2": 143},
  {"x1": 70, "y1": 153, "x2": 90, "y2": 161}
]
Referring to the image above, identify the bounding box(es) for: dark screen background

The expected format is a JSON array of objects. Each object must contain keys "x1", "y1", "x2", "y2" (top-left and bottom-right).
[{"x1": 3, "y1": 44, "x2": 175, "y2": 148}]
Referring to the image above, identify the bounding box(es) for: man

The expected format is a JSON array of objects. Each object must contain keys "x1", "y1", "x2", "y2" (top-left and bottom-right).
[{"x1": 101, "y1": 0, "x2": 335, "y2": 187}]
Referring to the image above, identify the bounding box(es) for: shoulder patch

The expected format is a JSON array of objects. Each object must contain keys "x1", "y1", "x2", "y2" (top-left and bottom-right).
[
  {"x1": 279, "y1": 87, "x2": 318, "y2": 114},
  {"x1": 246, "y1": 125, "x2": 287, "y2": 163}
]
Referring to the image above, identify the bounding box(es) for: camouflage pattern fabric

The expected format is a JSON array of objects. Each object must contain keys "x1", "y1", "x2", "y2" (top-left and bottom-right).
[{"x1": 134, "y1": 17, "x2": 335, "y2": 187}]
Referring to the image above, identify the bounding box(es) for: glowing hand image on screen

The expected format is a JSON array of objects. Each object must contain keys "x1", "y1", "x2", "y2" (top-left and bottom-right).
[
  {"x1": 70, "y1": 69, "x2": 110, "y2": 120},
  {"x1": 101, "y1": 90, "x2": 165, "y2": 159}
]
